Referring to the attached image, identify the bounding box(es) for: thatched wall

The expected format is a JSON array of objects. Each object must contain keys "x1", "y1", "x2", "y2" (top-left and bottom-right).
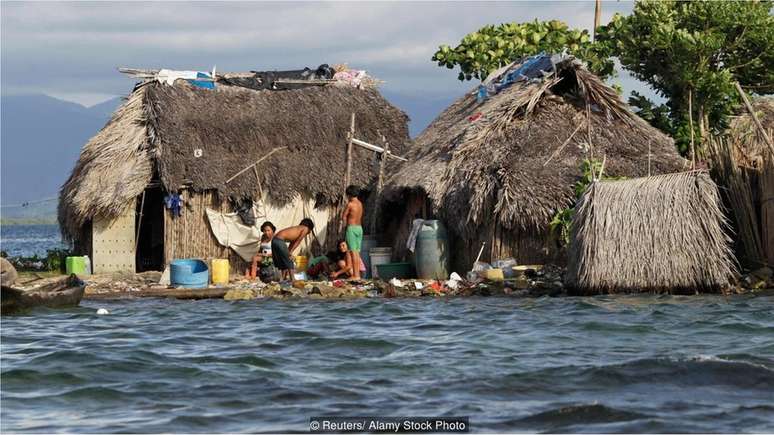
[
  {"x1": 163, "y1": 190, "x2": 248, "y2": 272},
  {"x1": 383, "y1": 55, "x2": 686, "y2": 270},
  {"x1": 566, "y1": 171, "x2": 736, "y2": 294},
  {"x1": 59, "y1": 79, "x2": 410, "y2": 246}
]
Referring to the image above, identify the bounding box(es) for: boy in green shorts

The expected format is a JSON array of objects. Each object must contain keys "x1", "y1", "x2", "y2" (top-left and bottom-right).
[{"x1": 342, "y1": 185, "x2": 364, "y2": 280}]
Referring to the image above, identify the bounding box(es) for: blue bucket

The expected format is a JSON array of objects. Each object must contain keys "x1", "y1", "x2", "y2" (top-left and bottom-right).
[{"x1": 170, "y1": 259, "x2": 209, "y2": 289}]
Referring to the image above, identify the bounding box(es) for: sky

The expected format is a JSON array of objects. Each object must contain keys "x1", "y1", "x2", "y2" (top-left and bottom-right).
[{"x1": 0, "y1": 1, "x2": 652, "y2": 107}]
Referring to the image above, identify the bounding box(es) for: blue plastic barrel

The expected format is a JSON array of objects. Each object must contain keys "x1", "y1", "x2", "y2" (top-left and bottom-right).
[
  {"x1": 415, "y1": 220, "x2": 449, "y2": 279},
  {"x1": 170, "y1": 259, "x2": 209, "y2": 289}
]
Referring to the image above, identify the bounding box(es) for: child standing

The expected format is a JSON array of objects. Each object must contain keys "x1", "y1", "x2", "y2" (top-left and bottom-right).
[{"x1": 342, "y1": 185, "x2": 363, "y2": 280}]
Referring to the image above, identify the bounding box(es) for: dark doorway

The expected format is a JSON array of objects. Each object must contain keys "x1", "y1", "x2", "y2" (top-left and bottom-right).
[{"x1": 136, "y1": 187, "x2": 165, "y2": 271}]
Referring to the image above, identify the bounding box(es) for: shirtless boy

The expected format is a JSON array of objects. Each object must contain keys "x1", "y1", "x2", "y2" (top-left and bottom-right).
[
  {"x1": 272, "y1": 218, "x2": 315, "y2": 281},
  {"x1": 342, "y1": 185, "x2": 363, "y2": 280}
]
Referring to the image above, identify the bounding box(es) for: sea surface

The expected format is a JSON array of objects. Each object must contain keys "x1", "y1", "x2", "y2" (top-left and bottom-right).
[
  {"x1": 2, "y1": 294, "x2": 773, "y2": 433},
  {"x1": 0, "y1": 224, "x2": 65, "y2": 257}
]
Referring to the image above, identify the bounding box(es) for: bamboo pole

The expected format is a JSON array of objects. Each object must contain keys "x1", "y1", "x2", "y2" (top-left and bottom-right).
[{"x1": 735, "y1": 81, "x2": 774, "y2": 157}]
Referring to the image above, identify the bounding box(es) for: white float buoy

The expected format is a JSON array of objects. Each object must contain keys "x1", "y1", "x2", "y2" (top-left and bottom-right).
[{"x1": 96, "y1": 308, "x2": 109, "y2": 315}]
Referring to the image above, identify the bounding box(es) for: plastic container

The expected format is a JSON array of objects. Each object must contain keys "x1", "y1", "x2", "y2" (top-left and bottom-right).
[
  {"x1": 376, "y1": 262, "x2": 414, "y2": 280},
  {"x1": 294, "y1": 255, "x2": 308, "y2": 271},
  {"x1": 170, "y1": 259, "x2": 209, "y2": 288},
  {"x1": 415, "y1": 220, "x2": 449, "y2": 279},
  {"x1": 369, "y1": 247, "x2": 393, "y2": 278},
  {"x1": 211, "y1": 259, "x2": 229, "y2": 285},
  {"x1": 360, "y1": 235, "x2": 379, "y2": 279},
  {"x1": 485, "y1": 268, "x2": 505, "y2": 281},
  {"x1": 66, "y1": 256, "x2": 86, "y2": 275},
  {"x1": 83, "y1": 255, "x2": 92, "y2": 275}
]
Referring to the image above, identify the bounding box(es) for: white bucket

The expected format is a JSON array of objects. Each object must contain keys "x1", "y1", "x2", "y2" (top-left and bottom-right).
[{"x1": 369, "y1": 247, "x2": 392, "y2": 278}]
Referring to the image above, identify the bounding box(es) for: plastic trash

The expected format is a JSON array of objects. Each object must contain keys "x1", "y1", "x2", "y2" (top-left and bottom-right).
[
  {"x1": 96, "y1": 308, "x2": 109, "y2": 315},
  {"x1": 472, "y1": 261, "x2": 491, "y2": 272},
  {"x1": 446, "y1": 279, "x2": 460, "y2": 290},
  {"x1": 449, "y1": 272, "x2": 463, "y2": 281},
  {"x1": 414, "y1": 281, "x2": 424, "y2": 290},
  {"x1": 492, "y1": 258, "x2": 517, "y2": 269},
  {"x1": 389, "y1": 278, "x2": 405, "y2": 288}
]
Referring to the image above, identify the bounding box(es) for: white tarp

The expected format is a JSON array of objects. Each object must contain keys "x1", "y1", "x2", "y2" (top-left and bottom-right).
[{"x1": 206, "y1": 196, "x2": 332, "y2": 262}]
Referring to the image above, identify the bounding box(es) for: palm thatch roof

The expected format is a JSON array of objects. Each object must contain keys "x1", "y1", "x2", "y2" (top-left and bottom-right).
[
  {"x1": 59, "y1": 78, "x2": 409, "y2": 240},
  {"x1": 384, "y1": 55, "x2": 687, "y2": 238},
  {"x1": 566, "y1": 171, "x2": 736, "y2": 294}
]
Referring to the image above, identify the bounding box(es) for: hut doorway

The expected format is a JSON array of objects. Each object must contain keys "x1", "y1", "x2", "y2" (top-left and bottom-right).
[{"x1": 136, "y1": 187, "x2": 165, "y2": 272}]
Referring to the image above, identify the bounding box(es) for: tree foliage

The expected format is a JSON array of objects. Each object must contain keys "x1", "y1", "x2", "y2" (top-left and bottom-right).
[
  {"x1": 432, "y1": 20, "x2": 614, "y2": 81},
  {"x1": 596, "y1": 0, "x2": 774, "y2": 153}
]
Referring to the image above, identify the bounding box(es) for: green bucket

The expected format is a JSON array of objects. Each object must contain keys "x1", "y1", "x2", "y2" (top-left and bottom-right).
[
  {"x1": 65, "y1": 256, "x2": 86, "y2": 275},
  {"x1": 376, "y1": 262, "x2": 414, "y2": 280}
]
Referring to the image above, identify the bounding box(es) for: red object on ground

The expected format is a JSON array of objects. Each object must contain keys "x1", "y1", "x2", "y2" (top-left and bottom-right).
[{"x1": 468, "y1": 112, "x2": 483, "y2": 122}]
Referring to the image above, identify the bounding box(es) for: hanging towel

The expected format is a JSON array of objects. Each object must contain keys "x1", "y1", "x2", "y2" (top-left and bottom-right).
[{"x1": 406, "y1": 218, "x2": 425, "y2": 253}]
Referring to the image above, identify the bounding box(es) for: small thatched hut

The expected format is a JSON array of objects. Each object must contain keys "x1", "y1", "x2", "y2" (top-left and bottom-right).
[
  {"x1": 59, "y1": 72, "x2": 408, "y2": 273},
  {"x1": 383, "y1": 54, "x2": 686, "y2": 272},
  {"x1": 565, "y1": 171, "x2": 736, "y2": 294}
]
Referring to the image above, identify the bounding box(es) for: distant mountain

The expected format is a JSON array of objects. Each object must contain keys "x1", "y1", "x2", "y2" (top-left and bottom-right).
[{"x1": 0, "y1": 94, "x2": 122, "y2": 219}]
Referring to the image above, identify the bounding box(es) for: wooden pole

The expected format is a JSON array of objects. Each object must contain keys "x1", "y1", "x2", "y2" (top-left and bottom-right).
[
  {"x1": 735, "y1": 81, "x2": 774, "y2": 157},
  {"x1": 345, "y1": 113, "x2": 355, "y2": 190},
  {"x1": 134, "y1": 189, "x2": 146, "y2": 255},
  {"x1": 225, "y1": 146, "x2": 287, "y2": 184},
  {"x1": 341, "y1": 113, "x2": 356, "y2": 237},
  {"x1": 593, "y1": 0, "x2": 602, "y2": 41},
  {"x1": 371, "y1": 135, "x2": 389, "y2": 234},
  {"x1": 689, "y1": 88, "x2": 696, "y2": 169}
]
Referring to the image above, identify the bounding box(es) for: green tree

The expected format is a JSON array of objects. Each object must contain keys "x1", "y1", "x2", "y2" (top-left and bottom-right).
[
  {"x1": 596, "y1": 0, "x2": 774, "y2": 155},
  {"x1": 432, "y1": 20, "x2": 614, "y2": 81}
]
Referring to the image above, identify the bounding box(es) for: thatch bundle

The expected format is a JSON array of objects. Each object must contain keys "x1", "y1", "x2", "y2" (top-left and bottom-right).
[
  {"x1": 708, "y1": 96, "x2": 774, "y2": 266},
  {"x1": 385, "y1": 55, "x2": 686, "y2": 240},
  {"x1": 59, "y1": 80, "x2": 409, "y2": 241},
  {"x1": 727, "y1": 97, "x2": 774, "y2": 168},
  {"x1": 566, "y1": 171, "x2": 736, "y2": 294}
]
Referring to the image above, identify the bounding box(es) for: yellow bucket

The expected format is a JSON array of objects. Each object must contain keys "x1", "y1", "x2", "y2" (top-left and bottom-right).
[
  {"x1": 485, "y1": 268, "x2": 504, "y2": 282},
  {"x1": 211, "y1": 259, "x2": 230, "y2": 285},
  {"x1": 294, "y1": 255, "x2": 308, "y2": 271}
]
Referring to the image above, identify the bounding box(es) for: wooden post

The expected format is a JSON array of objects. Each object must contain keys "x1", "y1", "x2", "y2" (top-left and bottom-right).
[
  {"x1": 134, "y1": 189, "x2": 146, "y2": 255},
  {"x1": 340, "y1": 113, "x2": 356, "y2": 237},
  {"x1": 735, "y1": 81, "x2": 774, "y2": 157},
  {"x1": 371, "y1": 135, "x2": 389, "y2": 234},
  {"x1": 689, "y1": 88, "x2": 696, "y2": 169},
  {"x1": 345, "y1": 113, "x2": 355, "y2": 190},
  {"x1": 593, "y1": 0, "x2": 602, "y2": 41}
]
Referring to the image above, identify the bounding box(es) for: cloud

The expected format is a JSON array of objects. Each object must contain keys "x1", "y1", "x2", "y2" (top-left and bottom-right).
[{"x1": 1, "y1": 1, "x2": 641, "y2": 104}]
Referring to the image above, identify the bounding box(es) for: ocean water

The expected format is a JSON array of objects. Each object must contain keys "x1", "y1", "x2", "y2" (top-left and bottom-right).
[
  {"x1": 0, "y1": 224, "x2": 66, "y2": 257},
  {"x1": 2, "y1": 295, "x2": 773, "y2": 433}
]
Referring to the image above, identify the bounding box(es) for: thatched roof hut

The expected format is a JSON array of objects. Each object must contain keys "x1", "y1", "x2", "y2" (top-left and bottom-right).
[
  {"x1": 566, "y1": 171, "x2": 736, "y2": 294},
  {"x1": 383, "y1": 54, "x2": 687, "y2": 270},
  {"x1": 59, "y1": 74, "x2": 409, "y2": 273}
]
